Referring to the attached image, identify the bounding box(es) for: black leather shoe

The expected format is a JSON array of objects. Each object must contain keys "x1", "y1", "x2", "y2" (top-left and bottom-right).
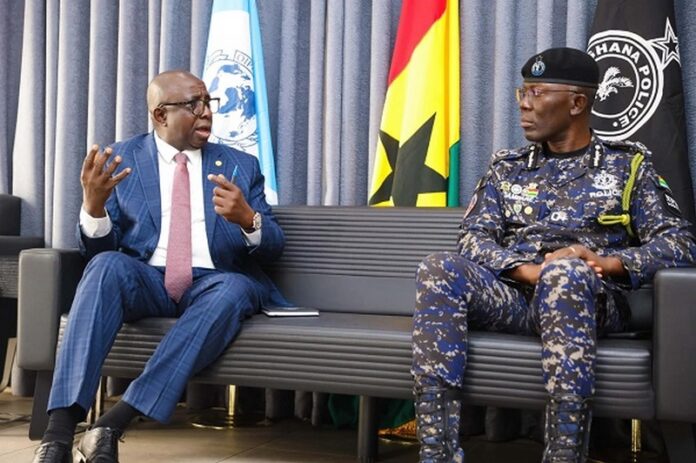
[
  {"x1": 74, "y1": 427, "x2": 121, "y2": 463},
  {"x1": 32, "y1": 441, "x2": 73, "y2": 463}
]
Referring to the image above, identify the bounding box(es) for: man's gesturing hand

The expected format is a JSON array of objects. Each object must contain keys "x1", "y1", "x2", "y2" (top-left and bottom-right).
[
  {"x1": 208, "y1": 173, "x2": 255, "y2": 228},
  {"x1": 80, "y1": 145, "x2": 131, "y2": 217}
]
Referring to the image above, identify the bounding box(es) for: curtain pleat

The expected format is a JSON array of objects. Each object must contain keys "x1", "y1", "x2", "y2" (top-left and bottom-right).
[
  {"x1": 43, "y1": 1, "x2": 60, "y2": 245},
  {"x1": 366, "y1": 0, "x2": 399, "y2": 191},
  {"x1": 338, "y1": 1, "x2": 371, "y2": 205},
  {"x1": 87, "y1": 0, "x2": 119, "y2": 148},
  {"x1": 116, "y1": 1, "x2": 150, "y2": 140},
  {"x1": 0, "y1": 0, "x2": 24, "y2": 194},
  {"x1": 160, "y1": 0, "x2": 192, "y2": 71},
  {"x1": 321, "y1": 0, "x2": 345, "y2": 206},
  {"x1": 460, "y1": 0, "x2": 496, "y2": 191},
  {"x1": 190, "y1": 0, "x2": 213, "y2": 76},
  {"x1": 276, "y1": 0, "x2": 311, "y2": 205},
  {"x1": 148, "y1": 0, "x2": 162, "y2": 85},
  {"x1": 11, "y1": 0, "x2": 45, "y2": 239},
  {"x1": 566, "y1": 0, "x2": 598, "y2": 49},
  {"x1": 52, "y1": 0, "x2": 91, "y2": 248},
  {"x1": 305, "y1": 0, "x2": 328, "y2": 205}
]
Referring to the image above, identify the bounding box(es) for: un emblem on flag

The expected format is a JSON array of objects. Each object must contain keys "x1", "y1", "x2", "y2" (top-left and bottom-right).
[
  {"x1": 587, "y1": 30, "x2": 666, "y2": 140},
  {"x1": 203, "y1": 49, "x2": 258, "y2": 150}
]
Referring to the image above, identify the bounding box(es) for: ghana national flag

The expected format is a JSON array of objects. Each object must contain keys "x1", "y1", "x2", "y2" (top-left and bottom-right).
[{"x1": 369, "y1": 0, "x2": 460, "y2": 207}]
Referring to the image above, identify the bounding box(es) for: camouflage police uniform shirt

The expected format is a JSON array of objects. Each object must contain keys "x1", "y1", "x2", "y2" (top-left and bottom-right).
[
  {"x1": 412, "y1": 136, "x2": 696, "y2": 395},
  {"x1": 458, "y1": 136, "x2": 696, "y2": 289}
]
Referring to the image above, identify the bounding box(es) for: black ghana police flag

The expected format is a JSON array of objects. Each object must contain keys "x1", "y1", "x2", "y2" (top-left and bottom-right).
[{"x1": 588, "y1": 0, "x2": 695, "y2": 224}]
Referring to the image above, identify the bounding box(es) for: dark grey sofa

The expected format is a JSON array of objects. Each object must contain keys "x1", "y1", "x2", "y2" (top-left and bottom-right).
[
  {"x1": 0, "y1": 194, "x2": 45, "y2": 299},
  {"x1": 0, "y1": 194, "x2": 43, "y2": 391},
  {"x1": 16, "y1": 206, "x2": 696, "y2": 462}
]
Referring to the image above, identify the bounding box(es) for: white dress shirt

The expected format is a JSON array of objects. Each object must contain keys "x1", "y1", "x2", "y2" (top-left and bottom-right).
[{"x1": 79, "y1": 133, "x2": 260, "y2": 268}]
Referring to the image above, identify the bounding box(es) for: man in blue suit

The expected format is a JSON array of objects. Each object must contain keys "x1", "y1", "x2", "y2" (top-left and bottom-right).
[{"x1": 33, "y1": 70, "x2": 285, "y2": 463}]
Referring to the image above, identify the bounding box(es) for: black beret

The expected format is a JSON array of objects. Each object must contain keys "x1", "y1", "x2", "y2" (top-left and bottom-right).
[{"x1": 521, "y1": 47, "x2": 599, "y2": 89}]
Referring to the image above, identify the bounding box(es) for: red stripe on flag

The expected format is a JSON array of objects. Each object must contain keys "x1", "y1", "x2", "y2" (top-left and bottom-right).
[{"x1": 387, "y1": 0, "x2": 447, "y2": 85}]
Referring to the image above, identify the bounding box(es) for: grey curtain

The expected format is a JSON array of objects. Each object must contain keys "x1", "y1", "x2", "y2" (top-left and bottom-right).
[
  {"x1": 4, "y1": 0, "x2": 696, "y2": 244},
  {"x1": 2, "y1": 0, "x2": 215, "y2": 247},
  {"x1": 2, "y1": 0, "x2": 696, "y2": 421}
]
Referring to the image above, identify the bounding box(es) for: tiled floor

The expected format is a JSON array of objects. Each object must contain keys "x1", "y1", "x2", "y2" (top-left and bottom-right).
[{"x1": 0, "y1": 389, "x2": 667, "y2": 462}]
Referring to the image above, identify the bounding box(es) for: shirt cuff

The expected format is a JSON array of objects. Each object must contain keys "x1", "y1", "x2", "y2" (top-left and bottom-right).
[
  {"x1": 79, "y1": 207, "x2": 112, "y2": 238},
  {"x1": 240, "y1": 228, "x2": 262, "y2": 247}
]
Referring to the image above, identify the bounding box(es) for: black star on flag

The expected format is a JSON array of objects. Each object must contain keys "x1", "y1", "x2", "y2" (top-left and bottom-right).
[{"x1": 369, "y1": 114, "x2": 448, "y2": 206}]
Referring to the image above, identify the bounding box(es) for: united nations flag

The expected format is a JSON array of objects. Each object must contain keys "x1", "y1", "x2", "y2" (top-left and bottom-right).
[{"x1": 204, "y1": 0, "x2": 278, "y2": 205}]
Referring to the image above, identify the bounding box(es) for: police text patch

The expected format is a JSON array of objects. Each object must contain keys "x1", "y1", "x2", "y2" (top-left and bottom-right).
[{"x1": 663, "y1": 190, "x2": 682, "y2": 217}]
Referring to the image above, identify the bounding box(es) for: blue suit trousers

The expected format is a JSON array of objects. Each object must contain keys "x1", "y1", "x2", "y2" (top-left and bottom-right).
[{"x1": 47, "y1": 251, "x2": 263, "y2": 422}]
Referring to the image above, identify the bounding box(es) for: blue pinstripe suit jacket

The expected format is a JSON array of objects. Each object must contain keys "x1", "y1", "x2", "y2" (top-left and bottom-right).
[{"x1": 76, "y1": 132, "x2": 286, "y2": 305}]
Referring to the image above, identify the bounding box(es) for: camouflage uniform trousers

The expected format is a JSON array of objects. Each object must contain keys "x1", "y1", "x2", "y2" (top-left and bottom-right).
[{"x1": 412, "y1": 251, "x2": 625, "y2": 398}]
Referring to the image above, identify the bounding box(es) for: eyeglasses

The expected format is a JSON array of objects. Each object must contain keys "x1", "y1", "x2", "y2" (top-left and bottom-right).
[
  {"x1": 515, "y1": 87, "x2": 578, "y2": 103},
  {"x1": 158, "y1": 97, "x2": 220, "y2": 116}
]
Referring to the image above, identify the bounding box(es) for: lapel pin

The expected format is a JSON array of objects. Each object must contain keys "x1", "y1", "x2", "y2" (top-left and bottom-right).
[{"x1": 215, "y1": 160, "x2": 223, "y2": 167}]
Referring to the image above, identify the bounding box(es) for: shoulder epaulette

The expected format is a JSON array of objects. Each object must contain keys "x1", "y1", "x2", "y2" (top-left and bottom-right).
[
  {"x1": 490, "y1": 148, "x2": 521, "y2": 164},
  {"x1": 601, "y1": 138, "x2": 650, "y2": 156}
]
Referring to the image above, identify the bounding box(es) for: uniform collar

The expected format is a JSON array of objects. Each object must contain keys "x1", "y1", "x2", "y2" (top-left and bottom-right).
[{"x1": 524, "y1": 133, "x2": 604, "y2": 170}]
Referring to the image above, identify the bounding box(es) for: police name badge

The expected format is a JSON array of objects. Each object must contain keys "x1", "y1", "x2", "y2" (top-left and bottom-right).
[{"x1": 663, "y1": 190, "x2": 682, "y2": 217}]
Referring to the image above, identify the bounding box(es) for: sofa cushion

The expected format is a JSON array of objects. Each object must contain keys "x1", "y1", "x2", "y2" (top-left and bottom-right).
[{"x1": 60, "y1": 312, "x2": 654, "y2": 419}]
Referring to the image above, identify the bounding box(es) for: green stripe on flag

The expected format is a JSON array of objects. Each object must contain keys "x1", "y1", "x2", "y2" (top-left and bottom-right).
[{"x1": 447, "y1": 140, "x2": 460, "y2": 207}]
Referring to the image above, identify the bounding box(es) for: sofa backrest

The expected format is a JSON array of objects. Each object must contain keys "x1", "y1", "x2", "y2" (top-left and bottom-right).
[
  {"x1": 0, "y1": 194, "x2": 21, "y2": 236},
  {"x1": 265, "y1": 206, "x2": 462, "y2": 315},
  {"x1": 266, "y1": 206, "x2": 653, "y2": 330}
]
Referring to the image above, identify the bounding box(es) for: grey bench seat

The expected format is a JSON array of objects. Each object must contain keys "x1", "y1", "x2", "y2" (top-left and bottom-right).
[
  {"x1": 16, "y1": 206, "x2": 696, "y2": 462},
  {"x1": 61, "y1": 314, "x2": 653, "y2": 419}
]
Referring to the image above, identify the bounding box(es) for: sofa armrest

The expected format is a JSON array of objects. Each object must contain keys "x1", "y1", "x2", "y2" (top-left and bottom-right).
[
  {"x1": 653, "y1": 267, "x2": 696, "y2": 422},
  {"x1": 16, "y1": 248, "x2": 85, "y2": 370},
  {"x1": 0, "y1": 194, "x2": 21, "y2": 236}
]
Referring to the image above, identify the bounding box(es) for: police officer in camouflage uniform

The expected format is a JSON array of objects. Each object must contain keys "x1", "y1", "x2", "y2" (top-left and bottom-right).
[{"x1": 411, "y1": 47, "x2": 696, "y2": 463}]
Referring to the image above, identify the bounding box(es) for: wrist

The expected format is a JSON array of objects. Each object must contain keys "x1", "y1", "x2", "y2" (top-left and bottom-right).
[
  {"x1": 506, "y1": 263, "x2": 536, "y2": 284},
  {"x1": 243, "y1": 210, "x2": 262, "y2": 232},
  {"x1": 242, "y1": 211, "x2": 254, "y2": 230},
  {"x1": 83, "y1": 200, "x2": 106, "y2": 218},
  {"x1": 604, "y1": 256, "x2": 627, "y2": 277}
]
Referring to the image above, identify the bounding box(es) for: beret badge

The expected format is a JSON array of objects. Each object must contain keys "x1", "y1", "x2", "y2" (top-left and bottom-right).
[
  {"x1": 531, "y1": 55, "x2": 545, "y2": 77},
  {"x1": 521, "y1": 47, "x2": 599, "y2": 88}
]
